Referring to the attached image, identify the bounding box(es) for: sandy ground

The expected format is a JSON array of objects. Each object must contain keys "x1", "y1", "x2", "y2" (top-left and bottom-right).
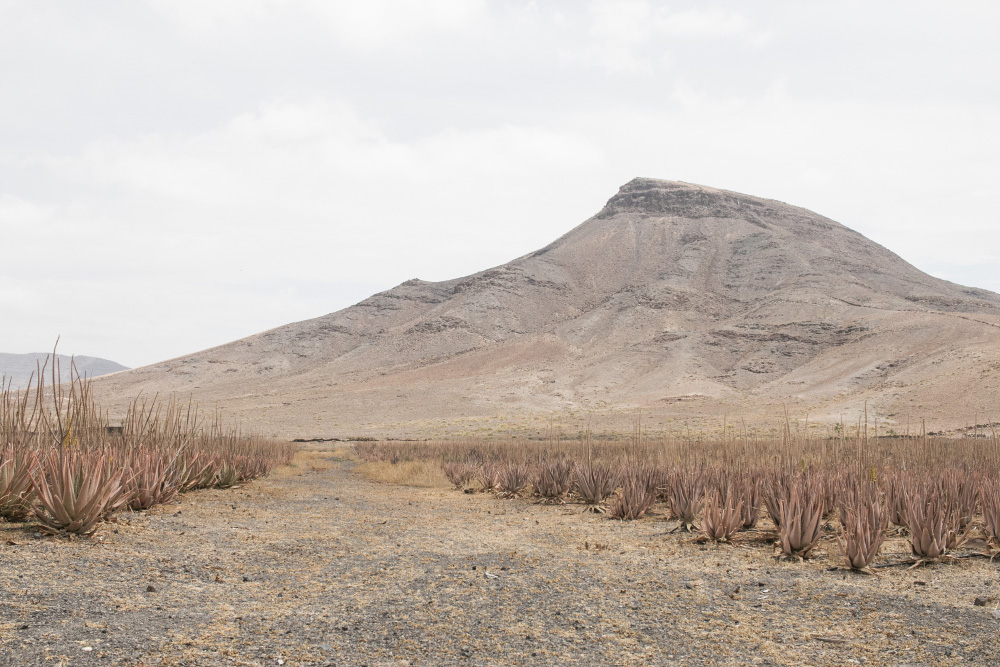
[{"x1": 2, "y1": 444, "x2": 999, "y2": 666}]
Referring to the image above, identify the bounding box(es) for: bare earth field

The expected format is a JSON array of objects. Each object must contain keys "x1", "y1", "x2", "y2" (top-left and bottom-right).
[{"x1": 2, "y1": 444, "x2": 999, "y2": 666}]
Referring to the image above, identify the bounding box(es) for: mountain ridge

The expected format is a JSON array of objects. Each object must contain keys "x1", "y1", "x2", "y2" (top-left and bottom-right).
[
  {"x1": 92, "y1": 178, "x2": 1000, "y2": 437},
  {"x1": 1, "y1": 352, "x2": 129, "y2": 391}
]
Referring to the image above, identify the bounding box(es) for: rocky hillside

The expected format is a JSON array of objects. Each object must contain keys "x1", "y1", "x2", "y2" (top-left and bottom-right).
[{"x1": 93, "y1": 179, "x2": 1000, "y2": 437}]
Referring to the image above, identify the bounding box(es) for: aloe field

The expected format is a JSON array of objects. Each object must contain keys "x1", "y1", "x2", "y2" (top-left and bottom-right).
[
  {"x1": 4, "y1": 363, "x2": 1000, "y2": 664},
  {"x1": 0, "y1": 360, "x2": 295, "y2": 537},
  {"x1": 355, "y1": 423, "x2": 1000, "y2": 571}
]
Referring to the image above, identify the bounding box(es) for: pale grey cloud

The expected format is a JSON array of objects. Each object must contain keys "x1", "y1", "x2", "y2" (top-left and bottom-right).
[
  {"x1": 148, "y1": 0, "x2": 489, "y2": 50},
  {"x1": 1, "y1": 1, "x2": 998, "y2": 366}
]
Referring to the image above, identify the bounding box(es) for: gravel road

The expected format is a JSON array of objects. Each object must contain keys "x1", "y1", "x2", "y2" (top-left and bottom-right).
[{"x1": 2, "y1": 444, "x2": 998, "y2": 666}]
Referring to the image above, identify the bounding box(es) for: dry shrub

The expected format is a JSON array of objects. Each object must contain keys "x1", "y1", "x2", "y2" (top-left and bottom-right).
[
  {"x1": 354, "y1": 442, "x2": 379, "y2": 462},
  {"x1": 837, "y1": 479, "x2": 888, "y2": 570},
  {"x1": 573, "y1": 461, "x2": 617, "y2": 510},
  {"x1": 608, "y1": 466, "x2": 656, "y2": 521},
  {"x1": 777, "y1": 476, "x2": 824, "y2": 558},
  {"x1": 701, "y1": 486, "x2": 743, "y2": 541},
  {"x1": 533, "y1": 458, "x2": 572, "y2": 503}
]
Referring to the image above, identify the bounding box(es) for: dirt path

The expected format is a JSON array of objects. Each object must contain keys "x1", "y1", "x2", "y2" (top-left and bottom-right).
[{"x1": 2, "y1": 445, "x2": 999, "y2": 666}]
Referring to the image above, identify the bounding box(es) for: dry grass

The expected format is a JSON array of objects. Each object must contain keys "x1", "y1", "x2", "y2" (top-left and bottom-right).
[{"x1": 354, "y1": 460, "x2": 450, "y2": 488}]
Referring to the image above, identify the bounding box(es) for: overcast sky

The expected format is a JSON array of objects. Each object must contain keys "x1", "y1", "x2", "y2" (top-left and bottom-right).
[{"x1": 2, "y1": 1, "x2": 998, "y2": 368}]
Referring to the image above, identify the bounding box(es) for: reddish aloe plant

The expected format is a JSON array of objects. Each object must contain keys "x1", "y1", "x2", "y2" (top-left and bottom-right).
[
  {"x1": 906, "y1": 480, "x2": 965, "y2": 560},
  {"x1": 31, "y1": 450, "x2": 127, "y2": 535},
  {"x1": 837, "y1": 479, "x2": 888, "y2": 570},
  {"x1": 124, "y1": 451, "x2": 179, "y2": 511},
  {"x1": 777, "y1": 476, "x2": 824, "y2": 558},
  {"x1": 443, "y1": 461, "x2": 477, "y2": 489},
  {"x1": 701, "y1": 487, "x2": 744, "y2": 542},
  {"x1": 980, "y1": 479, "x2": 1000, "y2": 551},
  {"x1": 0, "y1": 446, "x2": 36, "y2": 521},
  {"x1": 573, "y1": 461, "x2": 617, "y2": 511},
  {"x1": 496, "y1": 461, "x2": 531, "y2": 498},
  {"x1": 533, "y1": 458, "x2": 573, "y2": 503},
  {"x1": 667, "y1": 467, "x2": 705, "y2": 530},
  {"x1": 608, "y1": 466, "x2": 656, "y2": 521}
]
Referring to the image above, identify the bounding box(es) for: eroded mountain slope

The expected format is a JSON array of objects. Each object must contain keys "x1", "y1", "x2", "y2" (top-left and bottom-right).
[{"x1": 94, "y1": 179, "x2": 1000, "y2": 436}]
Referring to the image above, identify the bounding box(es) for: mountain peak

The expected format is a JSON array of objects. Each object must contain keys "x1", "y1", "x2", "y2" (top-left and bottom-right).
[
  {"x1": 598, "y1": 177, "x2": 755, "y2": 220},
  {"x1": 93, "y1": 179, "x2": 1000, "y2": 438}
]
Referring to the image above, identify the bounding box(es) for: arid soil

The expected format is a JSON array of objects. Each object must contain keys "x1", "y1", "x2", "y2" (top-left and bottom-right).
[
  {"x1": 2, "y1": 444, "x2": 999, "y2": 666},
  {"x1": 92, "y1": 179, "x2": 1000, "y2": 439}
]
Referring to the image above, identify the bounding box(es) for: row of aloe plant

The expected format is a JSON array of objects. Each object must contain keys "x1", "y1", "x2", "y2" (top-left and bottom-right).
[
  {"x1": 0, "y1": 357, "x2": 295, "y2": 536},
  {"x1": 359, "y1": 430, "x2": 1000, "y2": 571}
]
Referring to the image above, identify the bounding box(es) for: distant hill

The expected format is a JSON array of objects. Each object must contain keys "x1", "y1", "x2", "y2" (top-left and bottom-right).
[
  {"x1": 1, "y1": 353, "x2": 129, "y2": 390},
  {"x1": 93, "y1": 178, "x2": 1000, "y2": 438}
]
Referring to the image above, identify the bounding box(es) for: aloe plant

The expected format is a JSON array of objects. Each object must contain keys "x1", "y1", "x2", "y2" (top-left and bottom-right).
[
  {"x1": 496, "y1": 461, "x2": 531, "y2": 498},
  {"x1": 980, "y1": 479, "x2": 1000, "y2": 550},
  {"x1": 882, "y1": 471, "x2": 910, "y2": 530},
  {"x1": 573, "y1": 461, "x2": 616, "y2": 511},
  {"x1": 667, "y1": 467, "x2": 705, "y2": 530},
  {"x1": 777, "y1": 477, "x2": 824, "y2": 558},
  {"x1": 701, "y1": 487, "x2": 744, "y2": 541},
  {"x1": 762, "y1": 471, "x2": 787, "y2": 529},
  {"x1": 217, "y1": 462, "x2": 240, "y2": 489},
  {"x1": 31, "y1": 450, "x2": 126, "y2": 535},
  {"x1": 124, "y1": 451, "x2": 179, "y2": 511},
  {"x1": 608, "y1": 467, "x2": 656, "y2": 521},
  {"x1": 0, "y1": 446, "x2": 36, "y2": 521},
  {"x1": 443, "y1": 461, "x2": 477, "y2": 489},
  {"x1": 836, "y1": 479, "x2": 888, "y2": 570},
  {"x1": 477, "y1": 461, "x2": 500, "y2": 493},
  {"x1": 906, "y1": 480, "x2": 965, "y2": 560},
  {"x1": 533, "y1": 458, "x2": 572, "y2": 503}
]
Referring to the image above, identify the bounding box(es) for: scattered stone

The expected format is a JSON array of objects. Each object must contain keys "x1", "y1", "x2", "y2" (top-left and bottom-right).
[
  {"x1": 974, "y1": 597, "x2": 988, "y2": 606},
  {"x1": 146, "y1": 585, "x2": 156, "y2": 593},
  {"x1": 684, "y1": 579, "x2": 703, "y2": 590}
]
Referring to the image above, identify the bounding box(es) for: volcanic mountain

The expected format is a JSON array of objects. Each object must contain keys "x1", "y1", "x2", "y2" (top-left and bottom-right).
[
  {"x1": 2, "y1": 353, "x2": 128, "y2": 391},
  {"x1": 93, "y1": 179, "x2": 1000, "y2": 437}
]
